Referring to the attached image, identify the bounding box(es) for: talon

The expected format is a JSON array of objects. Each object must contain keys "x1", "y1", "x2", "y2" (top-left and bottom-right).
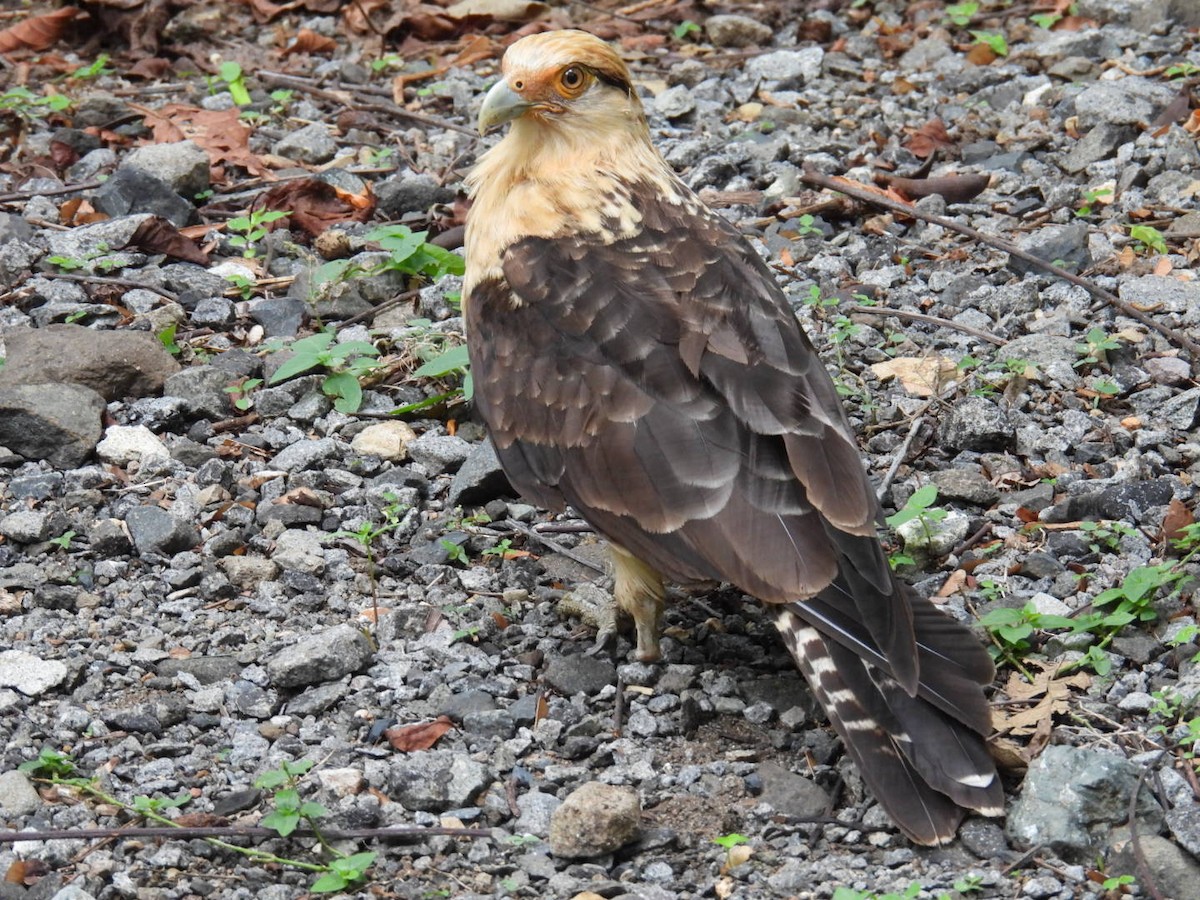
[{"x1": 610, "y1": 546, "x2": 665, "y2": 663}]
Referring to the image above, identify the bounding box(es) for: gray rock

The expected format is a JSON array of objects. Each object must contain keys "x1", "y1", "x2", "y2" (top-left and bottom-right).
[
  {"x1": 1120, "y1": 274, "x2": 1200, "y2": 316},
  {"x1": 0, "y1": 649, "x2": 68, "y2": 696},
  {"x1": 1073, "y1": 79, "x2": 1175, "y2": 127},
  {"x1": 897, "y1": 508, "x2": 971, "y2": 557},
  {"x1": 439, "y1": 689, "x2": 497, "y2": 721},
  {"x1": 1109, "y1": 832, "x2": 1200, "y2": 899},
  {"x1": 516, "y1": 789, "x2": 562, "y2": 836},
  {"x1": 544, "y1": 653, "x2": 617, "y2": 697},
  {"x1": 746, "y1": 48, "x2": 824, "y2": 90},
  {"x1": 221, "y1": 556, "x2": 279, "y2": 590},
  {"x1": 757, "y1": 762, "x2": 829, "y2": 818},
  {"x1": 1008, "y1": 222, "x2": 1091, "y2": 275},
  {"x1": 7, "y1": 472, "x2": 64, "y2": 500},
  {"x1": 248, "y1": 295, "x2": 306, "y2": 337},
  {"x1": 446, "y1": 441, "x2": 511, "y2": 508},
  {"x1": 163, "y1": 365, "x2": 234, "y2": 420},
  {"x1": 123, "y1": 139, "x2": 211, "y2": 199},
  {"x1": 389, "y1": 751, "x2": 491, "y2": 812},
  {"x1": 0, "y1": 770, "x2": 41, "y2": 816},
  {"x1": 938, "y1": 397, "x2": 1015, "y2": 452},
  {"x1": 0, "y1": 509, "x2": 57, "y2": 543},
  {"x1": 1165, "y1": 802, "x2": 1200, "y2": 858},
  {"x1": 462, "y1": 708, "x2": 516, "y2": 739},
  {"x1": 1061, "y1": 124, "x2": 1137, "y2": 174},
  {"x1": 270, "y1": 436, "x2": 339, "y2": 472},
  {"x1": 1076, "y1": 0, "x2": 1173, "y2": 30},
  {"x1": 998, "y1": 334, "x2": 1080, "y2": 384},
  {"x1": 191, "y1": 296, "x2": 234, "y2": 326},
  {"x1": 266, "y1": 623, "x2": 373, "y2": 688},
  {"x1": 1158, "y1": 388, "x2": 1200, "y2": 430},
  {"x1": 90, "y1": 518, "x2": 133, "y2": 556},
  {"x1": 0, "y1": 324, "x2": 179, "y2": 401},
  {"x1": 124, "y1": 506, "x2": 199, "y2": 556},
  {"x1": 157, "y1": 655, "x2": 241, "y2": 684},
  {"x1": 273, "y1": 123, "x2": 338, "y2": 165},
  {"x1": 0, "y1": 382, "x2": 105, "y2": 468},
  {"x1": 704, "y1": 14, "x2": 772, "y2": 48},
  {"x1": 549, "y1": 782, "x2": 641, "y2": 858},
  {"x1": 957, "y1": 817, "x2": 1009, "y2": 859},
  {"x1": 653, "y1": 85, "x2": 696, "y2": 120},
  {"x1": 272, "y1": 529, "x2": 326, "y2": 574},
  {"x1": 407, "y1": 433, "x2": 472, "y2": 474},
  {"x1": 930, "y1": 468, "x2": 999, "y2": 506},
  {"x1": 1007, "y1": 745, "x2": 1163, "y2": 857},
  {"x1": 96, "y1": 424, "x2": 169, "y2": 466},
  {"x1": 375, "y1": 173, "x2": 456, "y2": 218},
  {"x1": 94, "y1": 167, "x2": 196, "y2": 227},
  {"x1": 1144, "y1": 356, "x2": 1191, "y2": 386}
]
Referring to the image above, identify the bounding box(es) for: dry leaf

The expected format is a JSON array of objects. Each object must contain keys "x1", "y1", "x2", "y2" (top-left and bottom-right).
[
  {"x1": 870, "y1": 355, "x2": 957, "y2": 397},
  {"x1": 121, "y1": 216, "x2": 210, "y2": 265},
  {"x1": 903, "y1": 118, "x2": 953, "y2": 158},
  {"x1": 936, "y1": 569, "x2": 968, "y2": 598},
  {"x1": 881, "y1": 172, "x2": 990, "y2": 204},
  {"x1": 0, "y1": 7, "x2": 79, "y2": 54},
  {"x1": 995, "y1": 661, "x2": 1089, "y2": 736},
  {"x1": 1162, "y1": 498, "x2": 1194, "y2": 548},
  {"x1": 385, "y1": 715, "x2": 454, "y2": 751},
  {"x1": 255, "y1": 178, "x2": 374, "y2": 238},
  {"x1": 281, "y1": 27, "x2": 338, "y2": 56}
]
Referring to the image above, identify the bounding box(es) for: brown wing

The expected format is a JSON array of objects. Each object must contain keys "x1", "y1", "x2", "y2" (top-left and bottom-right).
[{"x1": 466, "y1": 180, "x2": 920, "y2": 689}]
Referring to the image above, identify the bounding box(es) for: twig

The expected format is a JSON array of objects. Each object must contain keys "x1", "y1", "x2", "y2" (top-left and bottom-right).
[
  {"x1": 614, "y1": 671, "x2": 626, "y2": 736},
  {"x1": 257, "y1": 71, "x2": 478, "y2": 137},
  {"x1": 36, "y1": 272, "x2": 180, "y2": 303},
  {"x1": 846, "y1": 304, "x2": 1005, "y2": 346},
  {"x1": 0, "y1": 824, "x2": 491, "y2": 844},
  {"x1": 798, "y1": 167, "x2": 1200, "y2": 367},
  {"x1": 502, "y1": 520, "x2": 607, "y2": 575},
  {"x1": 0, "y1": 180, "x2": 102, "y2": 204},
  {"x1": 339, "y1": 289, "x2": 421, "y2": 327},
  {"x1": 534, "y1": 520, "x2": 594, "y2": 535},
  {"x1": 950, "y1": 521, "x2": 995, "y2": 558},
  {"x1": 877, "y1": 408, "x2": 931, "y2": 502}
]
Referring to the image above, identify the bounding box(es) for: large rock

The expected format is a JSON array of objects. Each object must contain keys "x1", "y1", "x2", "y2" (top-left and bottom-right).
[
  {"x1": 266, "y1": 623, "x2": 373, "y2": 688},
  {"x1": 0, "y1": 382, "x2": 105, "y2": 467},
  {"x1": 0, "y1": 324, "x2": 180, "y2": 400},
  {"x1": 388, "y1": 751, "x2": 491, "y2": 813},
  {"x1": 549, "y1": 782, "x2": 641, "y2": 858}
]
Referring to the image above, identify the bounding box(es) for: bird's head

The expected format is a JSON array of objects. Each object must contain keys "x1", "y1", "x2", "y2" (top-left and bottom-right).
[{"x1": 477, "y1": 30, "x2": 642, "y2": 136}]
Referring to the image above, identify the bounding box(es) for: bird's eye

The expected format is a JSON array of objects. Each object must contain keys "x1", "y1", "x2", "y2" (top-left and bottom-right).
[
  {"x1": 558, "y1": 66, "x2": 586, "y2": 94},
  {"x1": 513, "y1": 79, "x2": 524, "y2": 90}
]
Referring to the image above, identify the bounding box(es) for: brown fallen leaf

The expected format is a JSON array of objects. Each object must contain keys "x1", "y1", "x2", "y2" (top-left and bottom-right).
[
  {"x1": 869, "y1": 355, "x2": 957, "y2": 397},
  {"x1": 255, "y1": 178, "x2": 374, "y2": 239},
  {"x1": 995, "y1": 660, "x2": 1090, "y2": 737},
  {"x1": 0, "y1": 7, "x2": 79, "y2": 54},
  {"x1": 281, "y1": 27, "x2": 338, "y2": 56},
  {"x1": 1162, "y1": 498, "x2": 1195, "y2": 548},
  {"x1": 121, "y1": 215, "x2": 210, "y2": 265},
  {"x1": 385, "y1": 715, "x2": 454, "y2": 751},
  {"x1": 904, "y1": 117, "x2": 953, "y2": 158}
]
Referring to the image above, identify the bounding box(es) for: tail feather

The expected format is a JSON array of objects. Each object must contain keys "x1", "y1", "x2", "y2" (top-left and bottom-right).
[{"x1": 775, "y1": 607, "x2": 1003, "y2": 845}]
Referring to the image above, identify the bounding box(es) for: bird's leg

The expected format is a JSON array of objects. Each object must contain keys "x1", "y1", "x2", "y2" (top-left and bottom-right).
[{"x1": 609, "y1": 546, "x2": 666, "y2": 662}]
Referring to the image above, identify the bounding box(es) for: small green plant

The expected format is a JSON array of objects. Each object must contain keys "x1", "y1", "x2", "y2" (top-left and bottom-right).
[
  {"x1": 795, "y1": 214, "x2": 822, "y2": 237},
  {"x1": 885, "y1": 485, "x2": 947, "y2": 539},
  {"x1": 1075, "y1": 327, "x2": 1120, "y2": 367},
  {"x1": 227, "y1": 209, "x2": 290, "y2": 258},
  {"x1": 1129, "y1": 224, "x2": 1168, "y2": 256},
  {"x1": 1078, "y1": 520, "x2": 1138, "y2": 554},
  {"x1": 411, "y1": 343, "x2": 473, "y2": 403},
  {"x1": 367, "y1": 224, "x2": 465, "y2": 281},
  {"x1": 0, "y1": 86, "x2": 71, "y2": 121},
  {"x1": 953, "y1": 874, "x2": 984, "y2": 894},
  {"x1": 832, "y1": 884, "x2": 924, "y2": 900},
  {"x1": 217, "y1": 60, "x2": 253, "y2": 106},
  {"x1": 223, "y1": 377, "x2": 262, "y2": 412},
  {"x1": 1102, "y1": 873, "x2": 1136, "y2": 891},
  {"x1": 72, "y1": 54, "x2": 113, "y2": 80},
  {"x1": 1075, "y1": 185, "x2": 1113, "y2": 218},
  {"x1": 440, "y1": 538, "x2": 469, "y2": 566},
  {"x1": 673, "y1": 20, "x2": 701, "y2": 40},
  {"x1": 1166, "y1": 62, "x2": 1200, "y2": 80},
  {"x1": 333, "y1": 493, "x2": 408, "y2": 606},
  {"x1": 132, "y1": 792, "x2": 191, "y2": 815},
  {"x1": 944, "y1": 1, "x2": 978, "y2": 26},
  {"x1": 371, "y1": 54, "x2": 404, "y2": 73},
  {"x1": 970, "y1": 31, "x2": 1009, "y2": 56},
  {"x1": 49, "y1": 530, "x2": 77, "y2": 551},
  {"x1": 64, "y1": 309, "x2": 88, "y2": 324},
  {"x1": 1088, "y1": 377, "x2": 1121, "y2": 407},
  {"x1": 802, "y1": 284, "x2": 838, "y2": 310},
  {"x1": 268, "y1": 331, "x2": 381, "y2": 413},
  {"x1": 158, "y1": 323, "x2": 182, "y2": 356},
  {"x1": 482, "y1": 538, "x2": 514, "y2": 559},
  {"x1": 1029, "y1": 11, "x2": 1062, "y2": 28},
  {"x1": 225, "y1": 273, "x2": 257, "y2": 300},
  {"x1": 268, "y1": 89, "x2": 294, "y2": 114},
  {"x1": 19, "y1": 748, "x2": 77, "y2": 779},
  {"x1": 713, "y1": 831, "x2": 750, "y2": 868}
]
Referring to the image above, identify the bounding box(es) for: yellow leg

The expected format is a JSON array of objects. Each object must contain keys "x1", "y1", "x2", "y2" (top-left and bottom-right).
[{"x1": 610, "y1": 546, "x2": 666, "y2": 662}]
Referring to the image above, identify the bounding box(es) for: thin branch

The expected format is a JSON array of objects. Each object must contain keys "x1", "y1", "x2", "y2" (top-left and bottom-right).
[
  {"x1": 798, "y1": 167, "x2": 1200, "y2": 368},
  {"x1": 36, "y1": 272, "x2": 180, "y2": 304},
  {"x1": 877, "y1": 408, "x2": 931, "y2": 503},
  {"x1": 846, "y1": 304, "x2": 1005, "y2": 346},
  {"x1": 0, "y1": 180, "x2": 102, "y2": 204},
  {"x1": 502, "y1": 519, "x2": 607, "y2": 575},
  {"x1": 0, "y1": 824, "x2": 491, "y2": 844}
]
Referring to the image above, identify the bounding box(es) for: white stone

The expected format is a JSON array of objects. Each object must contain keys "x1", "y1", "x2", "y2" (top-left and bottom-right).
[{"x1": 96, "y1": 424, "x2": 168, "y2": 465}]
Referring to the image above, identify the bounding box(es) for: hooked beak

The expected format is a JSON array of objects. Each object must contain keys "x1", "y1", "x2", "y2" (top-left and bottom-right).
[{"x1": 477, "y1": 80, "x2": 533, "y2": 135}]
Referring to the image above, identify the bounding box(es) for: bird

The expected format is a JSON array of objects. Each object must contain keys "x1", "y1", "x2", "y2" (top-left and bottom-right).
[{"x1": 462, "y1": 29, "x2": 1003, "y2": 845}]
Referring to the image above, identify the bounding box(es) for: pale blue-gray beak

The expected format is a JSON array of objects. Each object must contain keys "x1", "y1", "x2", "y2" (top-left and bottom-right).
[{"x1": 477, "y1": 80, "x2": 533, "y2": 135}]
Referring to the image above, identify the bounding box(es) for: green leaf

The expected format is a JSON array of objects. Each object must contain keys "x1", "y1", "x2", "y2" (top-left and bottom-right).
[
  {"x1": 327, "y1": 340, "x2": 380, "y2": 361},
  {"x1": 414, "y1": 344, "x2": 470, "y2": 378},
  {"x1": 255, "y1": 769, "x2": 287, "y2": 789},
  {"x1": 299, "y1": 801, "x2": 329, "y2": 818},
  {"x1": 1122, "y1": 565, "x2": 1171, "y2": 603},
  {"x1": 260, "y1": 808, "x2": 300, "y2": 836},
  {"x1": 310, "y1": 872, "x2": 349, "y2": 893},
  {"x1": 324, "y1": 371, "x2": 364, "y2": 413}
]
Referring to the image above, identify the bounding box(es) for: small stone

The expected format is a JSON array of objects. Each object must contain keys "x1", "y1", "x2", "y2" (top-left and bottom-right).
[
  {"x1": 930, "y1": 468, "x2": 999, "y2": 506},
  {"x1": 447, "y1": 441, "x2": 511, "y2": 507},
  {"x1": 746, "y1": 48, "x2": 824, "y2": 90},
  {"x1": 516, "y1": 789, "x2": 561, "y2": 836},
  {"x1": 0, "y1": 650, "x2": 68, "y2": 696},
  {"x1": 270, "y1": 437, "x2": 338, "y2": 472},
  {"x1": 757, "y1": 762, "x2": 830, "y2": 818},
  {"x1": 220, "y1": 556, "x2": 279, "y2": 590},
  {"x1": 124, "y1": 506, "x2": 199, "y2": 556},
  {"x1": 389, "y1": 751, "x2": 491, "y2": 812},
  {"x1": 549, "y1": 782, "x2": 641, "y2": 858},
  {"x1": 96, "y1": 424, "x2": 169, "y2": 466},
  {"x1": 0, "y1": 770, "x2": 41, "y2": 816},
  {"x1": 0, "y1": 382, "x2": 106, "y2": 468},
  {"x1": 351, "y1": 421, "x2": 417, "y2": 461},
  {"x1": 266, "y1": 623, "x2": 373, "y2": 688},
  {"x1": 272, "y1": 123, "x2": 338, "y2": 165},
  {"x1": 407, "y1": 433, "x2": 472, "y2": 474},
  {"x1": 653, "y1": 85, "x2": 695, "y2": 120},
  {"x1": 122, "y1": 139, "x2": 211, "y2": 198},
  {"x1": 544, "y1": 653, "x2": 617, "y2": 697},
  {"x1": 1144, "y1": 356, "x2": 1191, "y2": 386},
  {"x1": 705, "y1": 14, "x2": 772, "y2": 48},
  {"x1": 0, "y1": 509, "x2": 56, "y2": 544},
  {"x1": 317, "y1": 767, "x2": 365, "y2": 797},
  {"x1": 272, "y1": 529, "x2": 326, "y2": 574}
]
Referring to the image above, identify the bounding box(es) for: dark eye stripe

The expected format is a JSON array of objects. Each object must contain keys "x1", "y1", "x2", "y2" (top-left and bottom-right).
[{"x1": 586, "y1": 65, "x2": 632, "y2": 96}]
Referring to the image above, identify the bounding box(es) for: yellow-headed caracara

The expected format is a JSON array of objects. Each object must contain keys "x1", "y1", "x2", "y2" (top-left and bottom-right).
[{"x1": 463, "y1": 29, "x2": 1003, "y2": 845}]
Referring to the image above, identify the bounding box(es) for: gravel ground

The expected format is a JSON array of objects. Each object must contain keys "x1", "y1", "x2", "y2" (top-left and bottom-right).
[{"x1": 2, "y1": 1, "x2": 1200, "y2": 898}]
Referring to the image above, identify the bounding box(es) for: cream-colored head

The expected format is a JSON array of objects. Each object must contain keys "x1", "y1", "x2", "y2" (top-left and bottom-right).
[{"x1": 476, "y1": 30, "x2": 641, "y2": 135}]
